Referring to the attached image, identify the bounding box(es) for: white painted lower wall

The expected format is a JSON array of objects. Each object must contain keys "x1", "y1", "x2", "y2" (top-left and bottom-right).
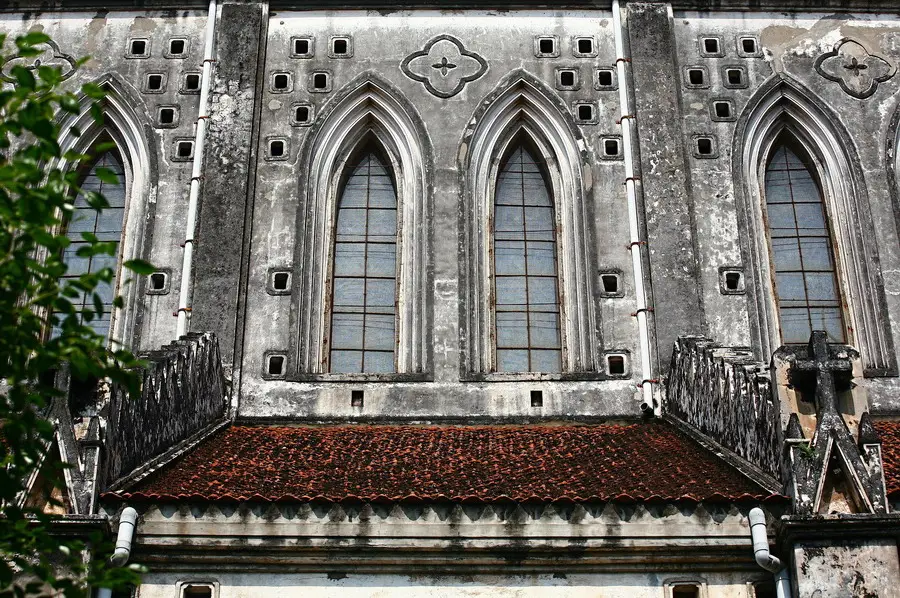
[{"x1": 138, "y1": 572, "x2": 767, "y2": 598}]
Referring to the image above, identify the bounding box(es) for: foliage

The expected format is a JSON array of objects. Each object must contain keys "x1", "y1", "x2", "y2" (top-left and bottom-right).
[{"x1": 0, "y1": 32, "x2": 150, "y2": 597}]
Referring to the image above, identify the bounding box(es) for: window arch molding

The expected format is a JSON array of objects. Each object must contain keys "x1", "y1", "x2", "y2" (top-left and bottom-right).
[
  {"x1": 460, "y1": 71, "x2": 600, "y2": 377},
  {"x1": 733, "y1": 75, "x2": 896, "y2": 376},
  {"x1": 290, "y1": 74, "x2": 432, "y2": 377},
  {"x1": 52, "y1": 75, "x2": 157, "y2": 350}
]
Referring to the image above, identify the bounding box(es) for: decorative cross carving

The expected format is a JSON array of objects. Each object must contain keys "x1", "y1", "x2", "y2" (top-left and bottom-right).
[
  {"x1": 844, "y1": 56, "x2": 868, "y2": 77},
  {"x1": 432, "y1": 56, "x2": 457, "y2": 76},
  {"x1": 791, "y1": 331, "x2": 853, "y2": 415}
]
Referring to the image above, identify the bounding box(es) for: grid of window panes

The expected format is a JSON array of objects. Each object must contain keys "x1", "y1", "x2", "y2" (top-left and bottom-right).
[
  {"x1": 328, "y1": 150, "x2": 398, "y2": 373},
  {"x1": 57, "y1": 150, "x2": 126, "y2": 342},
  {"x1": 492, "y1": 145, "x2": 562, "y2": 372},
  {"x1": 764, "y1": 141, "x2": 845, "y2": 343}
]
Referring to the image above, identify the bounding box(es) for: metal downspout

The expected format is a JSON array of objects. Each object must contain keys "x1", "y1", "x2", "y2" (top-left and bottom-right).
[
  {"x1": 96, "y1": 506, "x2": 138, "y2": 598},
  {"x1": 611, "y1": 0, "x2": 656, "y2": 414},
  {"x1": 749, "y1": 507, "x2": 793, "y2": 598},
  {"x1": 176, "y1": 0, "x2": 218, "y2": 338}
]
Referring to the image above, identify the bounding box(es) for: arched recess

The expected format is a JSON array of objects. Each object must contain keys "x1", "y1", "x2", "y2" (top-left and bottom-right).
[
  {"x1": 291, "y1": 74, "x2": 432, "y2": 377},
  {"x1": 459, "y1": 71, "x2": 599, "y2": 376},
  {"x1": 733, "y1": 75, "x2": 896, "y2": 376},
  {"x1": 53, "y1": 75, "x2": 157, "y2": 350}
]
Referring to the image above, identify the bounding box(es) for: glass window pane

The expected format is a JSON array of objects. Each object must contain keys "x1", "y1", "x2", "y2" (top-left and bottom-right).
[
  {"x1": 496, "y1": 312, "x2": 528, "y2": 348},
  {"x1": 805, "y1": 272, "x2": 839, "y2": 303},
  {"x1": 364, "y1": 314, "x2": 395, "y2": 351},
  {"x1": 526, "y1": 241, "x2": 556, "y2": 275},
  {"x1": 799, "y1": 239, "x2": 833, "y2": 271},
  {"x1": 779, "y1": 308, "x2": 811, "y2": 344},
  {"x1": 766, "y1": 204, "x2": 796, "y2": 235},
  {"x1": 771, "y1": 238, "x2": 801, "y2": 271},
  {"x1": 776, "y1": 272, "x2": 807, "y2": 303},
  {"x1": 529, "y1": 312, "x2": 560, "y2": 348},
  {"x1": 494, "y1": 241, "x2": 526, "y2": 275},
  {"x1": 495, "y1": 276, "x2": 527, "y2": 310},
  {"x1": 336, "y1": 208, "x2": 366, "y2": 238},
  {"x1": 367, "y1": 208, "x2": 397, "y2": 240},
  {"x1": 794, "y1": 203, "x2": 827, "y2": 234},
  {"x1": 331, "y1": 313, "x2": 363, "y2": 350},
  {"x1": 365, "y1": 244, "x2": 396, "y2": 277},
  {"x1": 497, "y1": 349, "x2": 529, "y2": 372},
  {"x1": 495, "y1": 205, "x2": 524, "y2": 232},
  {"x1": 810, "y1": 307, "x2": 845, "y2": 343},
  {"x1": 366, "y1": 279, "x2": 395, "y2": 311},
  {"x1": 333, "y1": 278, "x2": 365, "y2": 310},
  {"x1": 331, "y1": 350, "x2": 363, "y2": 373},
  {"x1": 363, "y1": 351, "x2": 394, "y2": 373},
  {"x1": 530, "y1": 349, "x2": 561, "y2": 372},
  {"x1": 334, "y1": 243, "x2": 366, "y2": 277},
  {"x1": 528, "y1": 276, "x2": 559, "y2": 310}
]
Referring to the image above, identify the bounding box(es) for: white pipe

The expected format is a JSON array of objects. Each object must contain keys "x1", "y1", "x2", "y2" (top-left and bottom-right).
[
  {"x1": 612, "y1": 0, "x2": 655, "y2": 414},
  {"x1": 749, "y1": 507, "x2": 793, "y2": 598},
  {"x1": 109, "y1": 506, "x2": 138, "y2": 567},
  {"x1": 176, "y1": 0, "x2": 218, "y2": 338},
  {"x1": 96, "y1": 506, "x2": 138, "y2": 597}
]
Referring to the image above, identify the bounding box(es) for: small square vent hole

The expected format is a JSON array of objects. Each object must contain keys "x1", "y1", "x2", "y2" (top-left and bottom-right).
[
  {"x1": 702, "y1": 38, "x2": 719, "y2": 54},
  {"x1": 559, "y1": 70, "x2": 576, "y2": 87},
  {"x1": 726, "y1": 68, "x2": 744, "y2": 86},
  {"x1": 313, "y1": 73, "x2": 328, "y2": 90},
  {"x1": 597, "y1": 69, "x2": 614, "y2": 87},
  {"x1": 577, "y1": 38, "x2": 593, "y2": 54},
  {"x1": 272, "y1": 271, "x2": 290, "y2": 291},
  {"x1": 688, "y1": 69, "x2": 705, "y2": 85},
  {"x1": 294, "y1": 38, "x2": 310, "y2": 55},
  {"x1": 672, "y1": 585, "x2": 700, "y2": 598},
  {"x1": 267, "y1": 354, "x2": 285, "y2": 376},
  {"x1": 147, "y1": 74, "x2": 163, "y2": 91},
  {"x1": 606, "y1": 354, "x2": 626, "y2": 376},
  {"x1": 577, "y1": 104, "x2": 593, "y2": 121},
  {"x1": 149, "y1": 272, "x2": 167, "y2": 291},
  {"x1": 182, "y1": 586, "x2": 213, "y2": 598},
  {"x1": 538, "y1": 37, "x2": 555, "y2": 55},
  {"x1": 184, "y1": 73, "x2": 201, "y2": 91},
  {"x1": 169, "y1": 39, "x2": 186, "y2": 55},
  {"x1": 530, "y1": 390, "x2": 543, "y2": 407},
  {"x1": 269, "y1": 139, "x2": 285, "y2": 158},
  {"x1": 295, "y1": 105, "x2": 310, "y2": 123},
  {"x1": 130, "y1": 39, "x2": 147, "y2": 56},
  {"x1": 332, "y1": 38, "x2": 349, "y2": 55},
  {"x1": 714, "y1": 101, "x2": 731, "y2": 118},
  {"x1": 176, "y1": 140, "x2": 194, "y2": 158},
  {"x1": 273, "y1": 73, "x2": 290, "y2": 90},
  {"x1": 604, "y1": 138, "x2": 620, "y2": 157},
  {"x1": 741, "y1": 37, "x2": 757, "y2": 54},
  {"x1": 696, "y1": 137, "x2": 714, "y2": 155},
  {"x1": 351, "y1": 390, "x2": 364, "y2": 407},
  {"x1": 158, "y1": 107, "x2": 176, "y2": 125},
  {"x1": 601, "y1": 273, "x2": 620, "y2": 294}
]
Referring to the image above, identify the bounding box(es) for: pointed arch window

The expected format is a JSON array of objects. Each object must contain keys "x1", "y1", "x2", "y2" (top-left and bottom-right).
[
  {"x1": 763, "y1": 138, "x2": 845, "y2": 344},
  {"x1": 327, "y1": 145, "x2": 399, "y2": 373},
  {"x1": 492, "y1": 142, "x2": 562, "y2": 372},
  {"x1": 57, "y1": 144, "x2": 127, "y2": 343}
]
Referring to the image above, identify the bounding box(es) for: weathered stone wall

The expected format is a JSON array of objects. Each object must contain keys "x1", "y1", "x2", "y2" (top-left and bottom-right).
[
  {"x1": 668, "y1": 336, "x2": 781, "y2": 478},
  {"x1": 104, "y1": 332, "x2": 227, "y2": 486}
]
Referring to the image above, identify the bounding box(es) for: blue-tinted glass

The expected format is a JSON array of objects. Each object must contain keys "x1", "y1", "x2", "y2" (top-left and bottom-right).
[
  {"x1": 329, "y1": 148, "x2": 398, "y2": 373},
  {"x1": 765, "y1": 140, "x2": 845, "y2": 343},
  {"x1": 56, "y1": 148, "x2": 126, "y2": 345},
  {"x1": 492, "y1": 144, "x2": 561, "y2": 372}
]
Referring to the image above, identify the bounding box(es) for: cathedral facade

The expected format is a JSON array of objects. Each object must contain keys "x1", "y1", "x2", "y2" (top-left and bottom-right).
[{"x1": 8, "y1": 0, "x2": 900, "y2": 595}]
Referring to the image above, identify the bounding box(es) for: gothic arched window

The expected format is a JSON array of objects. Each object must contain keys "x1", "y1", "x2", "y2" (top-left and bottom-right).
[
  {"x1": 492, "y1": 142, "x2": 562, "y2": 372},
  {"x1": 763, "y1": 138, "x2": 845, "y2": 344},
  {"x1": 327, "y1": 146, "x2": 398, "y2": 374},
  {"x1": 58, "y1": 146, "x2": 127, "y2": 343}
]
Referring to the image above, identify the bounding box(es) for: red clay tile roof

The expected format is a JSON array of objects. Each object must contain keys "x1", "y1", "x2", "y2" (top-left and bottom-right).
[
  {"x1": 874, "y1": 421, "x2": 900, "y2": 498},
  {"x1": 107, "y1": 422, "x2": 779, "y2": 503}
]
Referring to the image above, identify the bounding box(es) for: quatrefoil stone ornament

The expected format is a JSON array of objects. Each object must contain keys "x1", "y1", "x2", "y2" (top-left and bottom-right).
[
  {"x1": 401, "y1": 35, "x2": 488, "y2": 99},
  {"x1": 815, "y1": 39, "x2": 895, "y2": 99}
]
